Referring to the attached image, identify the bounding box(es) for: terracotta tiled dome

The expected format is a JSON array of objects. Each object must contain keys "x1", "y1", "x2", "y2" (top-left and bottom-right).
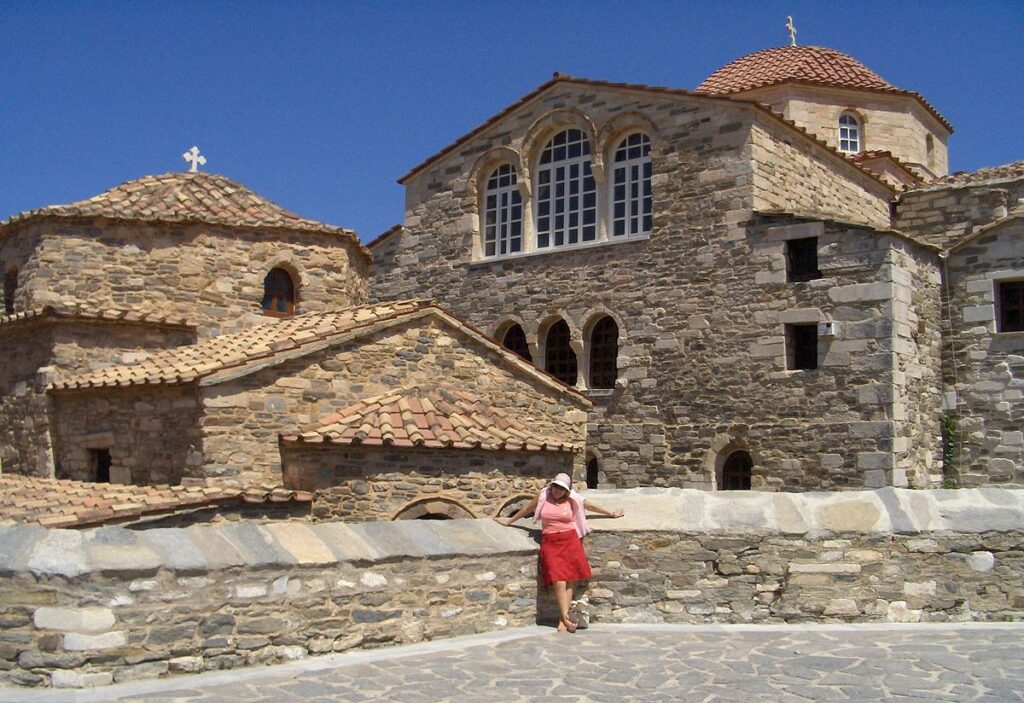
[{"x1": 697, "y1": 45, "x2": 895, "y2": 95}]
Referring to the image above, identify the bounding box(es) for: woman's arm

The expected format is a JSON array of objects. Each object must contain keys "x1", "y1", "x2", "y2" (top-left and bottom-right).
[
  {"x1": 493, "y1": 494, "x2": 539, "y2": 526},
  {"x1": 583, "y1": 499, "x2": 624, "y2": 518}
]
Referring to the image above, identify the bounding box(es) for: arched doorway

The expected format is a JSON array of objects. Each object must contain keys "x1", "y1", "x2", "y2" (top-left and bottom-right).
[{"x1": 720, "y1": 451, "x2": 753, "y2": 491}]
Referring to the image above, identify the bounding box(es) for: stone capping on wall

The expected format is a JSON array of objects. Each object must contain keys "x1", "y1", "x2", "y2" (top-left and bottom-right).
[{"x1": 1, "y1": 488, "x2": 1022, "y2": 578}]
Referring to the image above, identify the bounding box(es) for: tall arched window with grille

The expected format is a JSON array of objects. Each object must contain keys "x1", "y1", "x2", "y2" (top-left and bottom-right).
[
  {"x1": 261, "y1": 267, "x2": 296, "y2": 316},
  {"x1": 610, "y1": 133, "x2": 652, "y2": 238},
  {"x1": 589, "y1": 316, "x2": 619, "y2": 389},
  {"x1": 535, "y1": 129, "x2": 596, "y2": 249},
  {"x1": 544, "y1": 319, "x2": 577, "y2": 386},
  {"x1": 501, "y1": 324, "x2": 532, "y2": 363},
  {"x1": 838, "y1": 113, "x2": 861, "y2": 154},
  {"x1": 3, "y1": 267, "x2": 17, "y2": 315},
  {"x1": 482, "y1": 164, "x2": 523, "y2": 257}
]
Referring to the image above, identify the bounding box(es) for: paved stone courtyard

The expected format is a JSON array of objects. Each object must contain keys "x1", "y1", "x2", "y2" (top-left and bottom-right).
[{"x1": 4, "y1": 622, "x2": 1022, "y2": 703}]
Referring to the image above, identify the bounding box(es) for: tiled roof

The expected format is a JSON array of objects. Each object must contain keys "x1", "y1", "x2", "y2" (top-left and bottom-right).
[
  {"x1": 282, "y1": 386, "x2": 580, "y2": 452},
  {"x1": 366, "y1": 224, "x2": 403, "y2": 249},
  {"x1": 2, "y1": 171, "x2": 369, "y2": 258},
  {"x1": 928, "y1": 160, "x2": 1024, "y2": 188},
  {"x1": 50, "y1": 300, "x2": 431, "y2": 390},
  {"x1": 849, "y1": 151, "x2": 926, "y2": 187},
  {"x1": 0, "y1": 304, "x2": 195, "y2": 329},
  {"x1": 698, "y1": 45, "x2": 893, "y2": 94},
  {"x1": 0, "y1": 475, "x2": 312, "y2": 528},
  {"x1": 696, "y1": 46, "x2": 952, "y2": 133}
]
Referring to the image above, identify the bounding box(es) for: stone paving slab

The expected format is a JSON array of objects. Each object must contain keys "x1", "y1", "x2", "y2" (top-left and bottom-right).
[{"x1": 3, "y1": 623, "x2": 1021, "y2": 703}]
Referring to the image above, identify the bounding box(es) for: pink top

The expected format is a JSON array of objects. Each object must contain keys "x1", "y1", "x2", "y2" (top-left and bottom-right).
[
  {"x1": 539, "y1": 497, "x2": 576, "y2": 535},
  {"x1": 533, "y1": 487, "x2": 590, "y2": 538}
]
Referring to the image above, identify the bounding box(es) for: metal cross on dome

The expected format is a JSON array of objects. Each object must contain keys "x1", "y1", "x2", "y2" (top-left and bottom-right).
[
  {"x1": 786, "y1": 16, "x2": 798, "y2": 46},
  {"x1": 183, "y1": 146, "x2": 206, "y2": 173}
]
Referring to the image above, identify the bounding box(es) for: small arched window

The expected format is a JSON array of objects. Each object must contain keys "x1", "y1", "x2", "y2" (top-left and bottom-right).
[
  {"x1": 611, "y1": 133, "x2": 652, "y2": 238},
  {"x1": 535, "y1": 129, "x2": 596, "y2": 249},
  {"x1": 720, "y1": 451, "x2": 753, "y2": 491},
  {"x1": 501, "y1": 324, "x2": 533, "y2": 363},
  {"x1": 544, "y1": 319, "x2": 577, "y2": 386},
  {"x1": 482, "y1": 164, "x2": 523, "y2": 257},
  {"x1": 3, "y1": 267, "x2": 17, "y2": 315},
  {"x1": 261, "y1": 267, "x2": 296, "y2": 316},
  {"x1": 838, "y1": 113, "x2": 861, "y2": 154},
  {"x1": 589, "y1": 316, "x2": 619, "y2": 389}
]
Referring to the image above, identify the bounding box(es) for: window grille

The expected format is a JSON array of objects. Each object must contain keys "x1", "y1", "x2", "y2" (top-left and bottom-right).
[
  {"x1": 483, "y1": 164, "x2": 523, "y2": 257},
  {"x1": 545, "y1": 320, "x2": 578, "y2": 385},
  {"x1": 502, "y1": 324, "x2": 533, "y2": 363},
  {"x1": 611, "y1": 133, "x2": 652, "y2": 238},
  {"x1": 535, "y1": 129, "x2": 596, "y2": 249},
  {"x1": 589, "y1": 316, "x2": 619, "y2": 389}
]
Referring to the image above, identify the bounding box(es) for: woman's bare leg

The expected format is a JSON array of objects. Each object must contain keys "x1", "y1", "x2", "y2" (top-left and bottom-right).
[{"x1": 552, "y1": 581, "x2": 576, "y2": 633}]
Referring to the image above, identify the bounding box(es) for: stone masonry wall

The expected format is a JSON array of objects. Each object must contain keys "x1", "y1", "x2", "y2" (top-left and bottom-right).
[
  {"x1": 745, "y1": 85, "x2": 949, "y2": 177},
  {"x1": 895, "y1": 176, "x2": 1024, "y2": 250},
  {"x1": 944, "y1": 220, "x2": 1024, "y2": 486},
  {"x1": 750, "y1": 116, "x2": 893, "y2": 229},
  {"x1": 51, "y1": 385, "x2": 204, "y2": 485},
  {"x1": 201, "y1": 317, "x2": 588, "y2": 485},
  {"x1": 0, "y1": 222, "x2": 40, "y2": 316},
  {"x1": 4, "y1": 219, "x2": 368, "y2": 338},
  {"x1": 0, "y1": 488, "x2": 1020, "y2": 689},
  {"x1": 282, "y1": 443, "x2": 569, "y2": 520},
  {"x1": 0, "y1": 320, "x2": 196, "y2": 478}
]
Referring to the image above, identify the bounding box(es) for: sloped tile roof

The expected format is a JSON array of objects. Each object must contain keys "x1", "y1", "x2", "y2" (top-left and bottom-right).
[
  {"x1": 927, "y1": 160, "x2": 1024, "y2": 188},
  {"x1": 2, "y1": 171, "x2": 369, "y2": 258},
  {"x1": 0, "y1": 475, "x2": 312, "y2": 528},
  {"x1": 0, "y1": 303, "x2": 195, "y2": 329},
  {"x1": 696, "y1": 45, "x2": 951, "y2": 132},
  {"x1": 282, "y1": 385, "x2": 580, "y2": 453},
  {"x1": 50, "y1": 300, "x2": 431, "y2": 389}
]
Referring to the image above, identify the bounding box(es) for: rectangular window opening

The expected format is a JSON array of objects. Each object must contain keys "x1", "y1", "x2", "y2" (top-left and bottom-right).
[
  {"x1": 786, "y1": 324, "x2": 818, "y2": 370},
  {"x1": 786, "y1": 237, "x2": 822, "y2": 282},
  {"x1": 90, "y1": 448, "x2": 112, "y2": 483},
  {"x1": 998, "y1": 280, "x2": 1024, "y2": 333}
]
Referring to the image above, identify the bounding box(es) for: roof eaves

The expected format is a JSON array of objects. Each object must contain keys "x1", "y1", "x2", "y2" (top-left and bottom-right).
[
  {"x1": 367, "y1": 224, "x2": 403, "y2": 249},
  {"x1": 755, "y1": 209, "x2": 941, "y2": 252}
]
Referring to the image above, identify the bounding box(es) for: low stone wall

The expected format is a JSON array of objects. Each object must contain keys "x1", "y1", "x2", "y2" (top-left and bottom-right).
[{"x1": 0, "y1": 487, "x2": 1022, "y2": 689}]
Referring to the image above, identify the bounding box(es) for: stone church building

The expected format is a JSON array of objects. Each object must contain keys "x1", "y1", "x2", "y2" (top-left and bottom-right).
[{"x1": 1, "y1": 43, "x2": 1022, "y2": 512}]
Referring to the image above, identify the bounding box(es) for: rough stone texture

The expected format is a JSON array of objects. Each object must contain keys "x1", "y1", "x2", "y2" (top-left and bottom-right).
[
  {"x1": 0, "y1": 487, "x2": 1020, "y2": 688},
  {"x1": 941, "y1": 217, "x2": 1024, "y2": 486},
  {"x1": 282, "y1": 443, "x2": 566, "y2": 520},
  {"x1": 369, "y1": 80, "x2": 941, "y2": 491},
  {"x1": 0, "y1": 216, "x2": 367, "y2": 477}
]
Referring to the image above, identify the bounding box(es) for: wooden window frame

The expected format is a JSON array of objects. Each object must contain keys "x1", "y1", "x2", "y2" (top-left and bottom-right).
[
  {"x1": 838, "y1": 112, "x2": 861, "y2": 154},
  {"x1": 535, "y1": 129, "x2": 597, "y2": 250},
  {"x1": 261, "y1": 267, "x2": 297, "y2": 317},
  {"x1": 482, "y1": 164, "x2": 523, "y2": 258},
  {"x1": 610, "y1": 133, "x2": 652, "y2": 239}
]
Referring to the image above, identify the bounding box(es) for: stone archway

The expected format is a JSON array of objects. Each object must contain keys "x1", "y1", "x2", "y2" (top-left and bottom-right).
[{"x1": 393, "y1": 498, "x2": 476, "y2": 521}]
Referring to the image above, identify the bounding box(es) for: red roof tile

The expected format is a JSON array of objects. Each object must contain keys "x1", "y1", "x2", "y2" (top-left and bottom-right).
[
  {"x1": 0, "y1": 475, "x2": 312, "y2": 528},
  {"x1": 0, "y1": 304, "x2": 196, "y2": 330},
  {"x1": 927, "y1": 160, "x2": 1024, "y2": 188},
  {"x1": 282, "y1": 385, "x2": 581, "y2": 453}
]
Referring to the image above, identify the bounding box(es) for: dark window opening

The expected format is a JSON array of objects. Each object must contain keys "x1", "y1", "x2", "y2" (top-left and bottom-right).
[
  {"x1": 999, "y1": 281, "x2": 1024, "y2": 333},
  {"x1": 786, "y1": 238, "x2": 821, "y2": 282},
  {"x1": 502, "y1": 324, "x2": 533, "y2": 363},
  {"x1": 720, "y1": 451, "x2": 752, "y2": 490},
  {"x1": 589, "y1": 316, "x2": 619, "y2": 389},
  {"x1": 416, "y1": 513, "x2": 453, "y2": 520},
  {"x1": 3, "y1": 267, "x2": 17, "y2": 315},
  {"x1": 91, "y1": 449, "x2": 112, "y2": 483},
  {"x1": 261, "y1": 267, "x2": 296, "y2": 316},
  {"x1": 545, "y1": 320, "x2": 578, "y2": 386},
  {"x1": 787, "y1": 324, "x2": 818, "y2": 370},
  {"x1": 586, "y1": 458, "x2": 599, "y2": 489}
]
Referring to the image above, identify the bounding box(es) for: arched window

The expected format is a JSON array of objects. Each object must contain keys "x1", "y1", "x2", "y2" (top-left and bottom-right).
[
  {"x1": 501, "y1": 324, "x2": 532, "y2": 363},
  {"x1": 544, "y1": 319, "x2": 577, "y2": 386},
  {"x1": 720, "y1": 451, "x2": 753, "y2": 491},
  {"x1": 535, "y1": 129, "x2": 596, "y2": 249},
  {"x1": 482, "y1": 164, "x2": 523, "y2": 257},
  {"x1": 589, "y1": 316, "x2": 618, "y2": 389},
  {"x1": 838, "y1": 113, "x2": 861, "y2": 154},
  {"x1": 261, "y1": 267, "x2": 296, "y2": 316},
  {"x1": 611, "y1": 133, "x2": 652, "y2": 238},
  {"x1": 3, "y1": 267, "x2": 17, "y2": 315}
]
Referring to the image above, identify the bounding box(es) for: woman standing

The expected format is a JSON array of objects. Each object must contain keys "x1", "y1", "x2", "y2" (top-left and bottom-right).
[{"x1": 493, "y1": 472, "x2": 623, "y2": 633}]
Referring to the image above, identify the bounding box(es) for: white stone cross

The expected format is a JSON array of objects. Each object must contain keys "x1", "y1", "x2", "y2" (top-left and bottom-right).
[
  {"x1": 786, "y1": 16, "x2": 798, "y2": 46},
  {"x1": 182, "y1": 146, "x2": 206, "y2": 173}
]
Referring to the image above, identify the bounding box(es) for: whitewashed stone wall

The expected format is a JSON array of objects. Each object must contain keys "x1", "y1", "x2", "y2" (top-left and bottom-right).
[{"x1": 0, "y1": 488, "x2": 1020, "y2": 689}]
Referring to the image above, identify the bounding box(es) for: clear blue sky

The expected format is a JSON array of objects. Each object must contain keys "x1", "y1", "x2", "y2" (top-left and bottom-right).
[{"x1": 2, "y1": 1, "x2": 1022, "y2": 242}]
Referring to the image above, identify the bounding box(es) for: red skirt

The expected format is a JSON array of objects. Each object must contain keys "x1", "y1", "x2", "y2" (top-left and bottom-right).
[{"x1": 539, "y1": 529, "x2": 592, "y2": 586}]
